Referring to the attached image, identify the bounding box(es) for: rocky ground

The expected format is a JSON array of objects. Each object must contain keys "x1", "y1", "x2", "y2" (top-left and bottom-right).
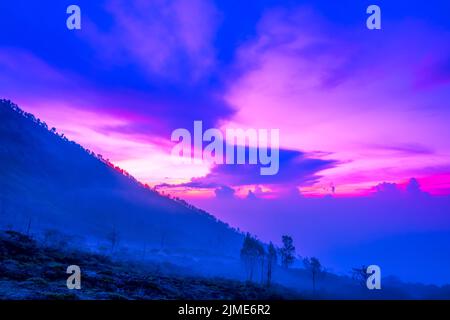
[{"x1": 0, "y1": 230, "x2": 301, "y2": 300}]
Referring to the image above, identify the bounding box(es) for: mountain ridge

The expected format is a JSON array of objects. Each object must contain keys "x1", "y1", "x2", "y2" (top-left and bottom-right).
[{"x1": 0, "y1": 99, "x2": 243, "y2": 258}]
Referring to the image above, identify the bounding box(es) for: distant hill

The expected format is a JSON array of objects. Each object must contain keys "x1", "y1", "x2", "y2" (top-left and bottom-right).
[{"x1": 0, "y1": 99, "x2": 243, "y2": 258}]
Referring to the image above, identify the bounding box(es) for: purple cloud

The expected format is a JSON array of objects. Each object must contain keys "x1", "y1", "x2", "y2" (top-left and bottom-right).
[
  {"x1": 214, "y1": 185, "x2": 236, "y2": 199},
  {"x1": 168, "y1": 148, "x2": 338, "y2": 189},
  {"x1": 84, "y1": 0, "x2": 220, "y2": 82},
  {"x1": 414, "y1": 55, "x2": 450, "y2": 90}
]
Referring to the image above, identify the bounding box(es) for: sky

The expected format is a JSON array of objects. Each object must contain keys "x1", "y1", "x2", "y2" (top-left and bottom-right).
[
  {"x1": 1, "y1": 0, "x2": 450, "y2": 283},
  {"x1": 0, "y1": 0, "x2": 450, "y2": 196},
  {"x1": 1, "y1": 0, "x2": 450, "y2": 199}
]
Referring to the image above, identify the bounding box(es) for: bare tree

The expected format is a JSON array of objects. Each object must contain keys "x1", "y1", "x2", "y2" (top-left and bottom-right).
[
  {"x1": 303, "y1": 257, "x2": 324, "y2": 294},
  {"x1": 280, "y1": 235, "x2": 295, "y2": 268},
  {"x1": 258, "y1": 246, "x2": 266, "y2": 284},
  {"x1": 266, "y1": 242, "x2": 277, "y2": 287},
  {"x1": 240, "y1": 233, "x2": 265, "y2": 282}
]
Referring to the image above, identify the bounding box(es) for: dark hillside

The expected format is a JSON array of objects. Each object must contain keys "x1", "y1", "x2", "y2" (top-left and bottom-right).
[
  {"x1": 0, "y1": 230, "x2": 300, "y2": 300},
  {"x1": 0, "y1": 99, "x2": 242, "y2": 257}
]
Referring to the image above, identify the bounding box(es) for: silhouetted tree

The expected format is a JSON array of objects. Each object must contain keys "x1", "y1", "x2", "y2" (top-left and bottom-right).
[
  {"x1": 240, "y1": 233, "x2": 265, "y2": 281},
  {"x1": 280, "y1": 235, "x2": 295, "y2": 268},
  {"x1": 303, "y1": 257, "x2": 324, "y2": 294},
  {"x1": 351, "y1": 265, "x2": 369, "y2": 288},
  {"x1": 266, "y1": 242, "x2": 277, "y2": 286},
  {"x1": 260, "y1": 246, "x2": 267, "y2": 285}
]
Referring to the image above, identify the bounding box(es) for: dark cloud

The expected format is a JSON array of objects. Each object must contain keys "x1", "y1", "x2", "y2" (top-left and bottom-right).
[
  {"x1": 373, "y1": 178, "x2": 429, "y2": 198},
  {"x1": 0, "y1": 0, "x2": 235, "y2": 141},
  {"x1": 214, "y1": 185, "x2": 236, "y2": 199},
  {"x1": 171, "y1": 148, "x2": 338, "y2": 189}
]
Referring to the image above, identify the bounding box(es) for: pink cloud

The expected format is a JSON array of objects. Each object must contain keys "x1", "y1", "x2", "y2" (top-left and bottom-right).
[{"x1": 224, "y1": 8, "x2": 450, "y2": 195}]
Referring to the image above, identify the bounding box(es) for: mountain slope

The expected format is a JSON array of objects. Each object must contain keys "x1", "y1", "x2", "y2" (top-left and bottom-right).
[{"x1": 0, "y1": 99, "x2": 243, "y2": 258}]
